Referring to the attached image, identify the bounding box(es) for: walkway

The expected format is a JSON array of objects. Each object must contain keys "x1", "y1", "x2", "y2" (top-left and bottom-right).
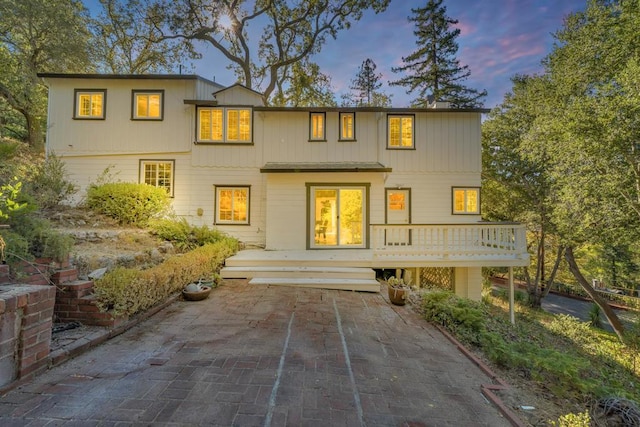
[{"x1": 0, "y1": 280, "x2": 513, "y2": 426}]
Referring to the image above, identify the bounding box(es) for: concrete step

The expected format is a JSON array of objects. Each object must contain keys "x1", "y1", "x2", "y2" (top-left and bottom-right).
[
  {"x1": 221, "y1": 266, "x2": 375, "y2": 280},
  {"x1": 249, "y1": 277, "x2": 381, "y2": 293}
]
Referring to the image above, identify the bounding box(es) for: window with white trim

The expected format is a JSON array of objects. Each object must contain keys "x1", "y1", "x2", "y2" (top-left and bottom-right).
[
  {"x1": 140, "y1": 160, "x2": 174, "y2": 196},
  {"x1": 388, "y1": 115, "x2": 414, "y2": 148},
  {"x1": 309, "y1": 112, "x2": 326, "y2": 141},
  {"x1": 133, "y1": 90, "x2": 163, "y2": 120},
  {"x1": 74, "y1": 89, "x2": 106, "y2": 119},
  {"x1": 452, "y1": 187, "x2": 480, "y2": 214},
  {"x1": 215, "y1": 186, "x2": 250, "y2": 224},
  {"x1": 198, "y1": 107, "x2": 252, "y2": 143},
  {"x1": 339, "y1": 112, "x2": 355, "y2": 141}
]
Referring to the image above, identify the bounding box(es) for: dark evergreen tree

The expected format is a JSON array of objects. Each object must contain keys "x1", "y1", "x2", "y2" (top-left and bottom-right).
[
  {"x1": 391, "y1": 0, "x2": 486, "y2": 108},
  {"x1": 342, "y1": 58, "x2": 391, "y2": 107}
]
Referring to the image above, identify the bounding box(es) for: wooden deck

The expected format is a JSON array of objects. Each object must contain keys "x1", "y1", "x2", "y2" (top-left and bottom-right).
[{"x1": 221, "y1": 244, "x2": 529, "y2": 293}]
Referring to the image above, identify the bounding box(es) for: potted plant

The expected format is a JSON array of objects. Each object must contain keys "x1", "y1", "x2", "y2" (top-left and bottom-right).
[
  {"x1": 182, "y1": 273, "x2": 220, "y2": 301},
  {"x1": 387, "y1": 276, "x2": 410, "y2": 306}
]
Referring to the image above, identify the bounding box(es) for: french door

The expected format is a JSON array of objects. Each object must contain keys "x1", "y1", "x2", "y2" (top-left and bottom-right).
[{"x1": 310, "y1": 186, "x2": 366, "y2": 248}]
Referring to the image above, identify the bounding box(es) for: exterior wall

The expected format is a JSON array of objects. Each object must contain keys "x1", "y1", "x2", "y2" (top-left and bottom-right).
[
  {"x1": 43, "y1": 75, "x2": 485, "y2": 251},
  {"x1": 264, "y1": 172, "x2": 385, "y2": 250},
  {"x1": 43, "y1": 77, "x2": 217, "y2": 156},
  {"x1": 454, "y1": 267, "x2": 483, "y2": 301}
]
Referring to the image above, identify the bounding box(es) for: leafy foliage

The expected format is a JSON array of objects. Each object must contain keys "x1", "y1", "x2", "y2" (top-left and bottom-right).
[
  {"x1": 420, "y1": 290, "x2": 640, "y2": 404},
  {"x1": 23, "y1": 153, "x2": 77, "y2": 210},
  {"x1": 149, "y1": 0, "x2": 390, "y2": 103},
  {"x1": 148, "y1": 217, "x2": 229, "y2": 252},
  {"x1": 0, "y1": 0, "x2": 93, "y2": 149},
  {"x1": 86, "y1": 182, "x2": 171, "y2": 227},
  {"x1": 94, "y1": 239, "x2": 238, "y2": 316}
]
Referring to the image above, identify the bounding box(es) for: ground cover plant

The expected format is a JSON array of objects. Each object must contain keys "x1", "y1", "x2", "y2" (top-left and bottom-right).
[{"x1": 419, "y1": 289, "x2": 640, "y2": 425}]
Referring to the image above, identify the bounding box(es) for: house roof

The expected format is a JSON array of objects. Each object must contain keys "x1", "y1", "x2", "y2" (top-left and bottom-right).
[
  {"x1": 213, "y1": 83, "x2": 264, "y2": 97},
  {"x1": 260, "y1": 162, "x2": 392, "y2": 173},
  {"x1": 254, "y1": 106, "x2": 490, "y2": 113},
  {"x1": 37, "y1": 73, "x2": 224, "y2": 89}
]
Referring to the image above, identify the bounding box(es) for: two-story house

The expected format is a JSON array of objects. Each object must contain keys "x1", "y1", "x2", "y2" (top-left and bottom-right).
[{"x1": 38, "y1": 73, "x2": 528, "y2": 300}]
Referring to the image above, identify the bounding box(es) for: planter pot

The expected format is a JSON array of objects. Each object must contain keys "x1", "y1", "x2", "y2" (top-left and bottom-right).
[
  {"x1": 182, "y1": 284, "x2": 212, "y2": 301},
  {"x1": 388, "y1": 286, "x2": 409, "y2": 306}
]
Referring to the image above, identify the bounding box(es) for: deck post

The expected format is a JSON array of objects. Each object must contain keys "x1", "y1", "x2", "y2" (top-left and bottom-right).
[{"x1": 509, "y1": 266, "x2": 515, "y2": 324}]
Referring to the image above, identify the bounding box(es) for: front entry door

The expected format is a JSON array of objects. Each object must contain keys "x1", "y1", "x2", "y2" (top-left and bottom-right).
[
  {"x1": 385, "y1": 188, "x2": 411, "y2": 245},
  {"x1": 311, "y1": 186, "x2": 365, "y2": 248}
]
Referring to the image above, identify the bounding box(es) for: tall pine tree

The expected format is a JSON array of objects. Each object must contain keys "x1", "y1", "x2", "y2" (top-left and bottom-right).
[
  {"x1": 391, "y1": 0, "x2": 486, "y2": 108},
  {"x1": 342, "y1": 58, "x2": 391, "y2": 107}
]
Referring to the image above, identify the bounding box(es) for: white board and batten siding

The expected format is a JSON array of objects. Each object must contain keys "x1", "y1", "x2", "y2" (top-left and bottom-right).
[{"x1": 265, "y1": 172, "x2": 386, "y2": 250}]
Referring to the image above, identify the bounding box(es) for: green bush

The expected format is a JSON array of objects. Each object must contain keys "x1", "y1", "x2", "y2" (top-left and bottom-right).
[
  {"x1": 94, "y1": 239, "x2": 238, "y2": 316},
  {"x1": 86, "y1": 182, "x2": 171, "y2": 227},
  {"x1": 9, "y1": 216, "x2": 74, "y2": 262},
  {"x1": 24, "y1": 153, "x2": 77, "y2": 210},
  {"x1": 148, "y1": 218, "x2": 229, "y2": 252},
  {"x1": 422, "y1": 291, "x2": 487, "y2": 345}
]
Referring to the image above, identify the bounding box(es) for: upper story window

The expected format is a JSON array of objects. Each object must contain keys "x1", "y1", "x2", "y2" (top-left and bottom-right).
[
  {"x1": 452, "y1": 187, "x2": 480, "y2": 214},
  {"x1": 74, "y1": 89, "x2": 106, "y2": 119},
  {"x1": 339, "y1": 112, "x2": 355, "y2": 141},
  {"x1": 388, "y1": 114, "x2": 414, "y2": 148},
  {"x1": 198, "y1": 107, "x2": 252, "y2": 143},
  {"x1": 309, "y1": 112, "x2": 326, "y2": 141},
  {"x1": 133, "y1": 90, "x2": 163, "y2": 120},
  {"x1": 140, "y1": 160, "x2": 175, "y2": 197}
]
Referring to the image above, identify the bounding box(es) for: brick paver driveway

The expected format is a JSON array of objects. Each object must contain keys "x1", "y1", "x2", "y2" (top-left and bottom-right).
[{"x1": 0, "y1": 280, "x2": 512, "y2": 426}]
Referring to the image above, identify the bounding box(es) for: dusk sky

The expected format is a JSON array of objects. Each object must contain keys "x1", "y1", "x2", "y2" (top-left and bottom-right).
[
  {"x1": 192, "y1": 1, "x2": 587, "y2": 109},
  {"x1": 86, "y1": 0, "x2": 588, "y2": 109}
]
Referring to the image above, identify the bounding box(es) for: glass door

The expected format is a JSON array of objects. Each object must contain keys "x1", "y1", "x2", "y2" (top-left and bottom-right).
[{"x1": 311, "y1": 186, "x2": 365, "y2": 248}]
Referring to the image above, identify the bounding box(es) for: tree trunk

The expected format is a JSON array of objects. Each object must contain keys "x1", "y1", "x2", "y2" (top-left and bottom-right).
[
  {"x1": 25, "y1": 111, "x2": 44, "y2": 151},
  {"x1": 565, "y1": 246, "x2": 626, "y2": 342}
]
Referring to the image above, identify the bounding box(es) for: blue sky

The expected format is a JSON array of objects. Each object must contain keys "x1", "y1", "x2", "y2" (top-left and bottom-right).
[{"x1": 85, "y1": 0, "x2": 587, "y2": 109}]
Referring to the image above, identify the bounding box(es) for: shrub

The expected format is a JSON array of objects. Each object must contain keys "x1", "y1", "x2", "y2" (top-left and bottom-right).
[
  {"x1": 86, "y1": 182, "x2": 171, "y2": 227},
  {"x1": 24, "y1": 153, "x2": 77, "y2": 209},
  {"x1": 421, "y1": 290, "x2": 487, "y2": 345},
  {"x1": 9, "y1": 216, "x2": 74, "y2": 262},
  {"x1": 148, "y1": 218, "x2": 228, "y2": 252},
  {"x1": 94, "y1": 238, "x2": 238, "y2": 316},
  {"x1": 549, "y1": 411, "x2": 591, "y2": 427}
]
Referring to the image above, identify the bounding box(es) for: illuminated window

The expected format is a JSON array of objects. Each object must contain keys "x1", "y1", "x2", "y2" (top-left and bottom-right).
[
  {"x1": 198, "y1": 107, "x2": 251, "y2": 143},
  {"x1": 388, "y1": 115, "x2": 414, "y2": 148},
  {"x1": 133, "y1": 90, "x2": 163, "y2": 120},
  {"x1": 74, "y1": 89, "x2": 106, "y2": 119},
  {"x1": 140, "y1": 160, "x2": 174, "y2": 196},
  {"x1": 215, "y1": 186, "x2": 249, "y2": 224},
  {"x1": 452, "y1": 187, "x2": 480, "y2": 214},
  {"x1": 339, "y1": 112, "x2": 355, "y2": 141},
  {"x1": 309, "y1": 112, "x2": 326, "y2": 141}
]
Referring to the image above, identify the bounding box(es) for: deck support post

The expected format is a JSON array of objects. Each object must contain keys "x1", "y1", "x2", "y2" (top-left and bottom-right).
[{"x1": 508, "y1": 267, "x2": 515, "y2": 325}]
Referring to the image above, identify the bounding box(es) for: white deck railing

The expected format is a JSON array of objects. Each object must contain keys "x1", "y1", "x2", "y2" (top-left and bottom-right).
[{"x1": 371, "y1": 223, "x2": 528, "y2": 259}]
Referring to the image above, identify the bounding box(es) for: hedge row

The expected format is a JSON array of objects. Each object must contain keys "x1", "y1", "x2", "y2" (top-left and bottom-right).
[{"x1": 93, "y1": 239, "x2": 238, "y2": 316}]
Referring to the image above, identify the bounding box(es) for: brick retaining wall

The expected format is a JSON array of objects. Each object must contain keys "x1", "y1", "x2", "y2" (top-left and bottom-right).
[{"x1": 0, "y1": 282, "x2": 56, "y2": 387}]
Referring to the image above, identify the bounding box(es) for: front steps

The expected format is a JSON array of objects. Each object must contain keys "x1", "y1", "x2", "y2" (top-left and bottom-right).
[{"x1": 221, "y1": 253, "x2": 380, "y2": 292}]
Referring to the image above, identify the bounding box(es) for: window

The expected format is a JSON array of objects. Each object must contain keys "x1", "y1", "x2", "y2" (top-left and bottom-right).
[
  {"x1": 74, "y1": 89, "x2": 106, "y2": 119},
  {"x1": 452, "y1": 187, "x2": 480, "y2": 214},
  {"x1": 339, "y1": 112, "x2": 355, "y2": 141},
  {"x1": 309, "y1": 112, "x2": 326, "y2": 141},
  {"x1": 140, "y1": 160, "x2": 175, "y2": 196},
  {"x1": 133, "y1": 90, "x2": 163, "y2": 120},
  {"x1": 215, "y1": 186, "x2": 249, "y2": 224},
  {"x1": 197, "y1": 107, "x2": 252, "y2": 143},
  {"x1": 388, "y1": 115, "x2": 414, "y2": 148}
]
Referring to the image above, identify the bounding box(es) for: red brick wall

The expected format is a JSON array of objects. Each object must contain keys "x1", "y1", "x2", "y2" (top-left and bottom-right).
[{"x1": 0, "y1": 284, "x2": 56, "y2": 387}]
